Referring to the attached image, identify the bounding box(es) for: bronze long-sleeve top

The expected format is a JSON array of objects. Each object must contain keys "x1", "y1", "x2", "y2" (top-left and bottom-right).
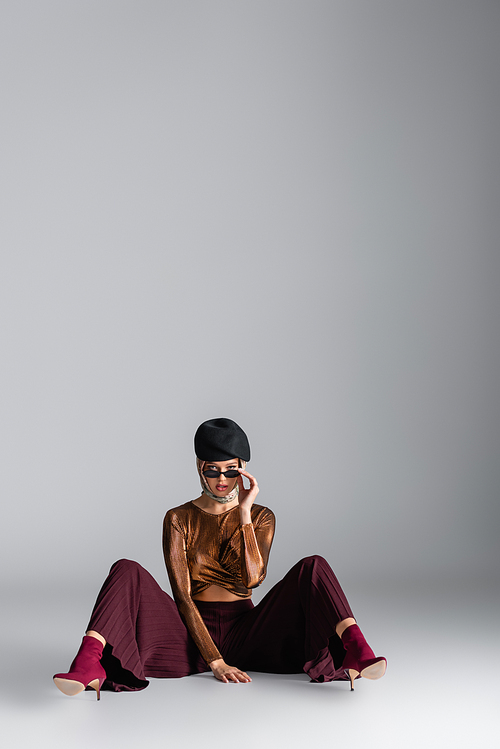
[{"x1": 163, "y1": 501, "x2": 275, "y2": 665}]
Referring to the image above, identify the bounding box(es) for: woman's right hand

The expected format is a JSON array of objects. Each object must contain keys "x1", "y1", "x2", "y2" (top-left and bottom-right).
[{"x1": 209, "y1": 658, "x2": 252, "y2": 683}]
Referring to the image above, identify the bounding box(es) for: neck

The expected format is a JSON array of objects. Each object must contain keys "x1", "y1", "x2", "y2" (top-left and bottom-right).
[
  {"x1": 194, "y1": 494, "x2": 239, "y2": 515},
  {"x1": 202, "y1": 485, "x2": 237, "y2": 504}
]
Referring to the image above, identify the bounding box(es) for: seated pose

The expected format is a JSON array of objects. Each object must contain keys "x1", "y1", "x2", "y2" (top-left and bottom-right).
[{"x1": 54, "y1": 418, "x2": 386, "y2": 699}]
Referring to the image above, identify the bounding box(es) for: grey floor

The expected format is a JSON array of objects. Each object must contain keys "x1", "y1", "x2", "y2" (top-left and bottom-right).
[{"x1": 2, "y1": 582, "x2": 498, "y2": 749}]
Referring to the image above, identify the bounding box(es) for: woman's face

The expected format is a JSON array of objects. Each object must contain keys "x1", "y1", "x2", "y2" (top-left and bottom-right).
[{"x1": 202, "y1": 458, "x2": 240, "y2": 498}]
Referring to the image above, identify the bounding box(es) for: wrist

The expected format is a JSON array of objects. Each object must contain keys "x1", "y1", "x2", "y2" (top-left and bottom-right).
[
  {"x1": 240, "y1": 508, "x2": 252, "y2": 526},
  {"x1": 209, "y1": 658, "x2": 224, "y2": 671}
]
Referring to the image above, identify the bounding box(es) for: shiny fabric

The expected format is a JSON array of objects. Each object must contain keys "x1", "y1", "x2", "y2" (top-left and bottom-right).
[
  {"x1": 162, "y1": 501, "x2": 275, "y2": 663},
  {"x1": 86, "y1": 555, "x2": 354, "y2": 692}
]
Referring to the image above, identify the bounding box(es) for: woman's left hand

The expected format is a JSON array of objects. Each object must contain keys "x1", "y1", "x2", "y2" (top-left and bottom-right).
[{"x1": 237, "y1": 468, "x2": 259, "y2": 523}]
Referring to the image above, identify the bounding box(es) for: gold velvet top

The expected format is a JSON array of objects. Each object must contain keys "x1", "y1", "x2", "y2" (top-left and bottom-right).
[{"x1": 163, "y1": 501, "x2": 275, "y2": 664}]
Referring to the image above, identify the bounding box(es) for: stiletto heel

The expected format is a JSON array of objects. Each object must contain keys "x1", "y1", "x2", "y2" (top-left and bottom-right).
[
  {"x1": 53, "y1": 635, "x2": 106, "y2": 700},
  {"x1": 341, "y1": 624, "x2": 386, "y2": 691},
  {"x1": 87, "y1": 678, "x2": 102, "y2": 701},
  {"x1": 348, "y1": 668, "x2": 359, "y2": 691}
]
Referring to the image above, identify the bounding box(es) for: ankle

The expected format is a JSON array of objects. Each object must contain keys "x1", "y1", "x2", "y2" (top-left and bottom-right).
[
  {"x1": 85, "y1": 631, "x2": 106, "y2": 647},
  {"x1": 336, "y1": 617, "x2": 356, "y2": 638}
]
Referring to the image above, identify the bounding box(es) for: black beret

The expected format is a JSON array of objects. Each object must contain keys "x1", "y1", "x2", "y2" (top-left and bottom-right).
[{"x1": 194, "y1": 418, "x2": 251, "y2": 462}]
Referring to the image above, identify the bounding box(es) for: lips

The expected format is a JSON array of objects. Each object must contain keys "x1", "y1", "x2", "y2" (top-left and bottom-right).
[{"x1": 216, "y1": 485, "x2": 228, "y2": 491}]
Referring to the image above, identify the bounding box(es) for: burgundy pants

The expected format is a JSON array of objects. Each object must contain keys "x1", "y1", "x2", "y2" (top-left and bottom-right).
[{"x1": 87, "y1": 556, "x2": 354, "y2": 691}]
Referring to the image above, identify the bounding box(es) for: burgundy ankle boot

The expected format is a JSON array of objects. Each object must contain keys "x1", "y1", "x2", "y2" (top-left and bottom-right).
[
  {"x1": 341, "y1": 624, "x2": 387, "y2": 691},
  {"x1": 53, "y1": 635, "x2": 106, "y2": 700}
]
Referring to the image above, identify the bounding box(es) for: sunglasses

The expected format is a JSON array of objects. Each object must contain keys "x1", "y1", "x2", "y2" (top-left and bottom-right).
[{"x1": 203, "y1": 469, "x2": 240, "y2": 478}]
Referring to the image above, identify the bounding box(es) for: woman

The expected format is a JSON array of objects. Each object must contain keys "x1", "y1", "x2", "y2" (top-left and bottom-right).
[{"x1": 53, "y1": 418, "x2": 386, "y2": 698}]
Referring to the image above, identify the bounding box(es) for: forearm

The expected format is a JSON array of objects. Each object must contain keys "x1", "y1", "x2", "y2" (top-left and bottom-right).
[
  {"x1": 176, "y1": 597, "x2": 222, "y2": 664},
  {"x1": 240, "y1": 523, "x2": 266, "y2": 588},
  {"x1": 239, "y1": 508, "x2": 275, "y2": 588}
]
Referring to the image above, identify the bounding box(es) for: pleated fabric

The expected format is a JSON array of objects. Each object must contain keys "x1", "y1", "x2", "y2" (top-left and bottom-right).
[{"x1": 87, "y1": 555, "x2": 354, "y2": 692}]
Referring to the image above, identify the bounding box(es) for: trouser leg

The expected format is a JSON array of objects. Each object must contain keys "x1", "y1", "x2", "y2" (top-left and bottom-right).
[
  {"x1": 87, "y1": 559, "x2": 206, "y2": 690},
  {"x1": 222, "y1": 555, "x2": 354, "y2": 682}
]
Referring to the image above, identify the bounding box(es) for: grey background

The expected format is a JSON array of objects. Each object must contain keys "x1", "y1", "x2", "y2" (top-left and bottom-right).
[{"x1": 1, "y1": 2, "x2": 499, "y2": 748}]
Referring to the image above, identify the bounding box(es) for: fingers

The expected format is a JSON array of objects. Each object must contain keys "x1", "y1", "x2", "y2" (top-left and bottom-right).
[
  {"x1": 238, "y1": 469, "x2": 258, "y2": 491},
  {"x1": 238, "y1": 468, "x2": 256, "y2": 483},
  {"x1": 232, "y1": 670, "x2": 251, "y2": 682},
  {"x1": 216, "y1": 668, "x2": 252, "y2": 683},
  {"x1": 228, "y1": 672, "x2": 251, "y2": 683}
]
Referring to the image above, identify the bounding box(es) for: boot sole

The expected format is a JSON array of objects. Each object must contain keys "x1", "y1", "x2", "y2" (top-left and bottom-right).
[
  {"x1": 53, "y1": 677, "x2": 85, "y2": 696},
  {"x1": 361, "y1": 660, "x2": 387, "y2": 680}
]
